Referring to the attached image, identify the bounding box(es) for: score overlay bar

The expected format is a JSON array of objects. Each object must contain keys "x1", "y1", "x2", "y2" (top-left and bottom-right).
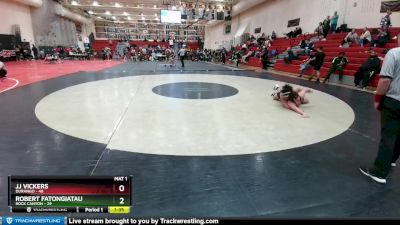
[{"x1": 8, "y1": 176, "x2": 132, "y2": 213}]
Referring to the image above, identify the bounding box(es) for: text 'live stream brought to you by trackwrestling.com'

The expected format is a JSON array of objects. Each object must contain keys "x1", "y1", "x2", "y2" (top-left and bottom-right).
[{"x1": 0, "y1": 217, "x2": 221, "y2": 225}]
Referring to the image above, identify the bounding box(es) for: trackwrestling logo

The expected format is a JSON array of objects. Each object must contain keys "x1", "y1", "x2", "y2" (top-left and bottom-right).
[{"x1": 2, "y1": 217, "x2": 64, "y2": 225}]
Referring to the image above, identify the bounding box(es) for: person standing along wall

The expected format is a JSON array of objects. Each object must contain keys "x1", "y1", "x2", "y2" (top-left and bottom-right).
[
  {"x1": 359, "y1": 33, "x2": 400, "y2": 184},
  {"x1": 32, "y1": 45, "x2": 38, "y2": 60},
  {"x1": 380, "y1": 10, "x2": 392, "y2": 32},
  {"x1": 330, "y1": 11, "x2": 339, "y2": 33},
  {"x1": 322, "y1": 16, "x2": 331, "y2": 38}
]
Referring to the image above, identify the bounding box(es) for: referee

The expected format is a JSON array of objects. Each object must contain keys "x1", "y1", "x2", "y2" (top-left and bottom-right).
[
  {"x1": 360, "y1": 33, "x2": 400, "y2": 184},
  {"x1": 178, "y1": 46, "x2": 187, "y2": 68}
]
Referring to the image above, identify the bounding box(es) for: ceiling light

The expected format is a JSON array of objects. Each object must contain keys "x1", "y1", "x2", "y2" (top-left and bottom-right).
[
  {"x1": 92, "y1": 1, "x2": 99, "y2": 6},
  {"x1": 123, "y1": 12, "x2": 129, "y2": 16},
  {"x1": 154, "y1": 13, "x2": 157, "y2": 16},
  {"x1": 112, "y1": 16, "x2": 116, "y2": 20},
  {"x1": 71, "y1": 0, "x2": 78, "y2": 6},
  {"x1": 127, "y1": 16, "x2": 132, "y2": 20},
  {"x1": 105, "y1": 11, "x2": 111, "y2": 15},
  {"x1": 154, "y1": 5, "x2": 157, "y2": 8},
  {"x1": 115, "y1": 3, "x2": 121, "y2": 8},
  {"x1": 88, "y1": 10, "x2": 94, "y2": 14},
  {"x1": 97, "y1": 16, "x2": 102, "y2": 19},
  {"x1": 141, "y1": 16, "x2": 145, "y2": 20},
  {"x1": 172, "y1": 6, "x2": 177, "y2": 10}
]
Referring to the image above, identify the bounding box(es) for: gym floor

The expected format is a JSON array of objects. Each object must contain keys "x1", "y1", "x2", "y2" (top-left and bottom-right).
[{"x1": 0, "y1": 60, "x2": 399, "y2": 218}]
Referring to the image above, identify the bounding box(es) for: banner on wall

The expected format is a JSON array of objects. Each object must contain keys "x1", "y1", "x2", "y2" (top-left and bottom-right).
[
  {"x1": 287, "y1": 18, "x2": 300, "y2": 28},
  {"x1": 380, "y1": 1, "x2": 400, "y2": 12}
]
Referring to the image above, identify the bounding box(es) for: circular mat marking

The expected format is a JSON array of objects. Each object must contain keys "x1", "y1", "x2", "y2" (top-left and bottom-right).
[
  {"x1": 152, "y1": 82, "x2": 239, "y2": 99},
  {"x1": 35, "y1": 74, "x2": 355, "y2": 156}
]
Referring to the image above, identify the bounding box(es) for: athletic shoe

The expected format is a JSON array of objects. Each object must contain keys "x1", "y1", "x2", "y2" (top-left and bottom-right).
[
  {"x1": 359, "y1": 167, "x2": 386, "y2": 184},
  {"x1": 392, "y1": 163, "x2": 396, "y2": 167}
]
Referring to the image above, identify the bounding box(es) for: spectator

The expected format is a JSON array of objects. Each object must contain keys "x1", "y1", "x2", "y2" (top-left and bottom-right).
[
  {"x1": 359, "y1": 27, "x2": 372, "y2": 47},
  {"x1": 340, "y1": 29, "x2": 359, "y2": 47},
  {"x1": 372, "y1": 29, "x2": 390, "y2": 48},
  {"x1": 284, "y1": 47, "x2": 298, "y2": 64},
  {"x1": 242, "y1": 50, "x2": 255, "y2": 63},
  {"x1": 31, "y1": 45, "x2": 38, "y2": 60},
  {"x1": 15, "y1": 45, "x2": 21, "y2": 62},
  {"x1": 299, "y1": 40, "x2": 307, "y2": 55},
  {"x1": 257, "y1": 33, "x2": 266, "y2": 46},
  {"x1": 323, "y1": 16, "x2": 331, "y2": 38},
  {"x1": 308, "y1": 46, "x2": 325, "y2": 82},
  {"x1": 305, "y1": 40, "x2": 314, "y2": 56},
  {"x1": 221, "y1": 47, "x2": 227, "y2": 64},
  {"x1": 261, "y1": 46, "x2": 269, "y2": 70},
  {"x1": 298, "y1": 53, "x2": 315, "y2": 78},
  {"x1": 271, "y1": 31, "x2": 277, "y2": 40},
  {"x1": 241, "y1": 43, "x2": 247, "y2": 51},
  {"x1": 264, "y1": 36, "x2": 272, "y2": 48},
  {"x1": 359, "y1": 33, "x2": 400, "y2": 184},
  {"x1": 233, "y1": 50, "x2": 242, "y2": 67},
  {"x1": 354, "y1": 50, "x2": 382, "y2": 89},
  {"x1": 380, "y1": 9, "x2": 392, "y2": 31},
  {"x1": 315, "y1": 22, "x2": 324, "y2": 37},
  {"x1": 330, "y1": 11, "x2": 339, "y2": 33},
  {"x1": 178, "y1": 47, "x2": 187, "y2": 67},
  {"x1": 0, "y1": 56, "x2": 7, "y2": 81},
  {"x1": 323, "y1": 52, "x2": 349, "y2": 83}
]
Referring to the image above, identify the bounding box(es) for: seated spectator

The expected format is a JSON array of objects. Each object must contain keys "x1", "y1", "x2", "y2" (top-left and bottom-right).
[
  {"x1": 264, "y1": 37, "x2": 272, "y2": 48},
  {"x1": 305, "y1": 40, "x2": 314, "y2": 56},
  {"x1": 295, "y1": 27, "x2": 302, "y2": 37},
  {"x1": 242, "y1": 51, "x2": 255, "y2": 63},
  {"x1": 284, "y1": 47, "x2": 299, "y2": 64},
  {"x1": 286, "y1": 27, "x2": 302, "y2": 38},
  {"x1": 298, "y1": 53, "x2": 315, "y2": 78},
  {"x1": 324, "y1": 52, "x2": 349, "y2": 83},
  {"x1": 287, "y1": 30, "x2": 295, "y2": 39},
  {"x1": 340, "y1": 29, "x2": 359, "y2": 47},
  {"x1": 298, "y1": 40, "x2": 307, "y2": 55},
  {"x1": 372, "y1": 29, "x2": 390, "y2": 48},
  {"x1": 354, "y1": 50, "x2": 381, "y2": 89},
  {"x1": 315, "y1": 22, "x2": 323, "y2": 37},
  {"x1": 250, "y1": 35, "x2": 256, "y2": 42},
  {"x1": 257, "y1": 33, "x2": 266, "y2": 45},
  {"x1": 359, "y1": 27, "x2": 372, "y2": 47},
  {"x1": 299, "y1": 40, "x2": 307, "y2": 49},
  {"x1": 241, "y1": 43, "x2": 248, "y2": 51},
  {"x1": 271, "y1": 31, "x2": 277, "y2": 40},
  {"x1": 0, "y1": 56, "x2": 7, "y2": 81}
]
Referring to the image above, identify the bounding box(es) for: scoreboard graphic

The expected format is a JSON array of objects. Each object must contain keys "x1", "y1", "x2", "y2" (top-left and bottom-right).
[{"x1": 8, "y1": 176, "x2": 132, "y2": 213}]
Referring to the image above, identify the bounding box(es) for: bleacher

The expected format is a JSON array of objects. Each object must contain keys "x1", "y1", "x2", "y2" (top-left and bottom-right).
[
  {"x1": 92, "y1": 40, "x2": 200, "y2": 53},
  {"x1": 271, "y1": 27, "x2": 399, "y2": 87},
  {"x1": 239, "y1": 34, "x2": 314, "y2": 68}
]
